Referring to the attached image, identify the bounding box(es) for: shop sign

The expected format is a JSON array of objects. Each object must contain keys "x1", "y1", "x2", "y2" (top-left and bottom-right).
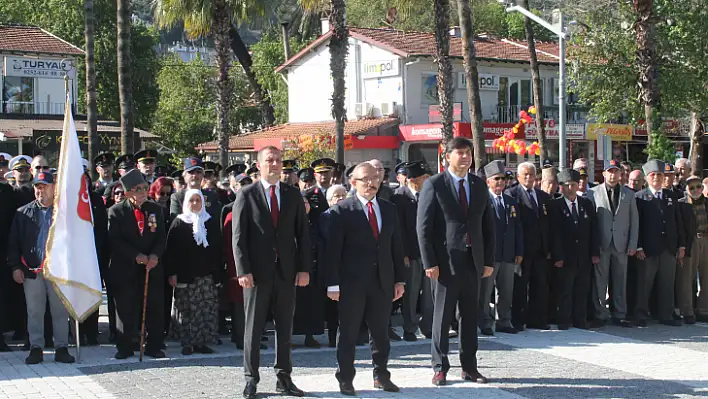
[
  {"x1": 458, "y1": 73, "x2": 500, "y2": 91},
  {"x1": 586, "y1": 123, "x2": 632, "y2": 141},
  {"x1": 399, "y1": 124, "x2": 443, "y2": 141},
  {"x1": 362, "y1": 59, "x2": 400, "y2": 78},
  {"x1": 428, "y1": 103, "x2": 462, "y2": 123},
  {"x1": 4, "y1": 56, "x2": 76, "y2": 79}
]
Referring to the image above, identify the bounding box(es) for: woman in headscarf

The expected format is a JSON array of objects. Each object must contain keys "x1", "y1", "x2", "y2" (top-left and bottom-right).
[{"x1": 164, "y1": 189, "x2": 223, "y2": 355}]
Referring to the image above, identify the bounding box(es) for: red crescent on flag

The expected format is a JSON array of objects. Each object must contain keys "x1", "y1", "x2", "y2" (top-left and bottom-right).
[{"x1": 77, "y1": 175, "x2": 93, "y2": 223}]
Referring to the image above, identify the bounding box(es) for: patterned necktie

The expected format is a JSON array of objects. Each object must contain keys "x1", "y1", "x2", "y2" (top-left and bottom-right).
[
  {"x1": 415, "y1": 192, "x2": 420, "y2": 202},
  {"x1": 367, "y1": 201, "x2": 379, "y2": 240},
  {"x1": 458, "y1": 179, "x2": 471, "y2": 246},
  {"x1": 270, "y1": 185, "x2": 279, "y2": 228}
]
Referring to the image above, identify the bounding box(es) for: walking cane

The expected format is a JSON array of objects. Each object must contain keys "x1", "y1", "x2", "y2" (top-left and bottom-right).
[{"x1": 139, "y1": 267, "x2": 150, "y2": 362}]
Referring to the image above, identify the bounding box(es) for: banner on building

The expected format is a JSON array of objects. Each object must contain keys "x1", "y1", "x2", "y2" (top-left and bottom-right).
[{"x1": 586, "y1": 124, "x2": 632, "y2": 141}]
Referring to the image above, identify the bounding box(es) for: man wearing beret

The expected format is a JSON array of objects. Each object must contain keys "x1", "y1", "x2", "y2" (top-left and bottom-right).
[
  {"x1": 548, "y1": 169, "x2": 600, "y2": 330},
  {"x1": 633, "y1": 160, "x2": 685, "y2": 327}
]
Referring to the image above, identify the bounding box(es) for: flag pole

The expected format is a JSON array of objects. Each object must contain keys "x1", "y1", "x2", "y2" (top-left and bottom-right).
[{"x1": 75, "y1": 319, "x2": 81, "y2": 363}]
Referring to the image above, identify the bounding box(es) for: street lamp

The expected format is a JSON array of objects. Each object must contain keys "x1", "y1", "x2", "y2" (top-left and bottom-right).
[{"x1": 499, "y1": 2, "x2": 569, "y2": 169}]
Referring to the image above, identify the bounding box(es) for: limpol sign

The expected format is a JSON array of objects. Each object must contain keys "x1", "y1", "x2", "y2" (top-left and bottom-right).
[
  {"x1": 4, "y1": 57, "x2": 76, "y2": 79},
  {"x1": 457, "y1": 73, "x2": 499, "y2": 91},
  {"x1": 362, "y1": 60, "x2": 400, "y2": 78}
]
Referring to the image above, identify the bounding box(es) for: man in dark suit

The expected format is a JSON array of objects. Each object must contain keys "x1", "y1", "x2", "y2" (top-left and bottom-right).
[
  {"x1": 107, "y1": 169, "x2": 166, "y2": 359},
  {"x1": 325, "y1": 162, "x2": 406, "y2": 396},
  {"x1": 633, "y1": 160, "x2": 685, "y2": 327},
  {"x1": 232, "y1": 146, "x2": 311, "y2": 399},
  {"x1": 170, "y1": 157, "x2": 222, "y2": 221},
  {"x1": 417, "y1": 137, "x2": 495, "y2": 386},
  {"x1": 548, "y1": 169, "x2": 600, "y2": 329},
  {"x1": 479, "y1": 160, "x2": 523, "y2": 335},
  {"x1": 506, "y1": 162, "x2": 552, "y2": 330}
]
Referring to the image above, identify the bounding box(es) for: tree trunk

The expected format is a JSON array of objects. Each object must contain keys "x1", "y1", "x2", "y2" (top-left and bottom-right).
[
  {"x1": 690, "y1": 111, "x2": 704, "y2": 175},
  {"x1": 329, "y1": 0, "x2": 349, "y2": 164},
  {"x1": 455, "y1": 0, "x2": 485, "y2": 173},
  {"x1": 117, "y1": 0, "x2": 134, "y2": 154},
  {"x1": 520, "y1": 0, "x2": 547, "y2": 165},
  {"x1": 230, "y1": 27, "x2": 276, "y2": 127},
  {"x1": 85, "y1": 0, "x2": 98, "y2": 179},
  {"x1": 214, "y1": 1, "x2": 233, "y2": 176},
  {"x1": 433, "y1": 0, "x2": 454, "y2": 144},
  {"x1": 634, "y1": 0, "x2": 659, "y2": 144}
]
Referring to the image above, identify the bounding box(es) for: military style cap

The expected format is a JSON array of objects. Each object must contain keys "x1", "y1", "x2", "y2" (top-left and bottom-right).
[
  {"x1": 120, "y1": 168, "x2": 147, "y2": 191},
  {"x1": 642, "y1": 159, "x2": 665, "y2": 175},
  {"x1": 558, "y1": 169, "x2": 581, "y2": 184},
  {"x1": 203, "y1": 161, "x2": 222, "y2": 173},
  {"x1": 0, "y1": 152, "x2": 12, "y2": 167},
  {"x1": 93, "y1": 152, "x2": 116, "y2": 167},
  {"x1": 155, "y1": 165, "x2": 169, "y2": 177},
  {"x1": 542, "y1": 158, "x2": 553, "y2": 169},
  {"x1": 605, "y1": 159, "x2": 620, "y2": 171},
  {"x1": 170, "y1": 169, "x2": 183, "y2": 179},
  {"x1": 334, "y1": 163, "x2": 346, "y2": 175},
  {"x1": 134, "y1": 149, "x2": 157, "y2": 163},
  {"x1": 184, "y1": 157, "x2": 204, "y2": 172},
  {"x1": 297, "y1": 167, "x2": 315, "y2": 182},
  {"x1": 4, "y1": 172, "x2": 13, "y2": 182},
  {"x1": 282, "y1": 160, "x2": 298, "y2": 172},
  {"x1": 311, "y1": 158, "x2": 335, "y2": 173},
  {"x1": 9, "y1": 155, "x2": 32, "y2": 170},
  {"x1": 574, "y1": 167, "x2": 588, "y2": 177},
  {"x1": 395, "y1": 161, "x2": 412, "y2": 175},
  {"x1": 484, "y1": 160, "x2": 506, "y2": 178},
  {"x1": 345, "y1": 164, "x2": 358, "y2": 178},
  {"x1": 246, "y1": 166, "x2": 259, "y2": 177},
  {"x1": 32, "y1": 171, "x2": 54, "y2": 185},
  {"x1": 49, "y1": 168, "x2": 58, "y2": 175},
  {"x1": 664, "y1": 163, "x2": 675, "y2": 173},
  {"x1": 235, "y1": 173, "x2": 253, "y2": 184},
  {"x1": 505, "y1": 170, "x2": 515, "y2": 179},
  {"x1": 115, "y1": 154, "x2": 135, "y2": 170},
  {"x1": 405, "y1": 162, "x2": 426, "y2": 179},
  {"x1": 225, "y1": 164, "x2": 247, "y2": 176}
]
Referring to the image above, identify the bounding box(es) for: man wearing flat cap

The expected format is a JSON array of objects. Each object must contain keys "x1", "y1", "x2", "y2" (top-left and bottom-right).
[
  {"x1": 547, "y1": 169, "x2": 600, "y2": 330},
  {"x1": 632, "y1": 159, "x2": 685, "y2": 327},
  {"x1": 169, "y1": 157, "x2": 222, "y2": 221},
  {"x1": 479, "y1": 160, "x2": 523, "y2": 336},
  {"x1": 107, "y1": 169, "x2": 167, "y2": 359},
  {"x1": 588, "y1": 160, "x2": 639, "y2": 328},
  {"x1": 135, "y1": 149, "x2": 158, "y2": 184},
  {"x1": 93, "y1": 152, "x2": 116, "y2": 192}
]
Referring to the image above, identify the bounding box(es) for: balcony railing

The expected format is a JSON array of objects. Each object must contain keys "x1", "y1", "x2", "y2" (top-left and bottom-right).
[
  {"x1": 491, "y1": 105, "x2": 588, "y2": 124},
  {"x1": 1, "y1": 101, "x2": 70, "y2": 116}
]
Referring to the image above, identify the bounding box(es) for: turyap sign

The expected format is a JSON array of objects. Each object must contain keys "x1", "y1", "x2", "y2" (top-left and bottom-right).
[
  {"x1": 457, "y1": 73, "x2": 499, "y2": 91},
  {"x1": 4, "y1": 57, "x2": 76, "y2": 79},
  {"x1": 362, "y1": 60, "x2": 400, "y2": 78}
]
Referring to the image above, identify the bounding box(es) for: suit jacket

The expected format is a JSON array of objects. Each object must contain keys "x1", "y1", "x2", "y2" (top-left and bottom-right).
[
  {"x1": 324, "y1": 196, "x2": 405, "y2": 299},
  {"x1": 489, "y1": 193, "x2": 524, "y2": 264},
  {"x1": 391, "y1": 186, "x2": 422, "y2": 260},
  {"x1": 635, "y1": 188, "x2": 684, "y2": 257},
  {"x1": 417, "y1": 171, "x2": 496, "y2": 283},
  {"x1": 589, "y1": 183, "x2": 639, "y2": 253},
  {"x1": 169, "y1": 188, "x2": 221, "y2": 221},
  {"x1": 505, "y1": 184, "x2": 551, "y2": 256},
  {"x1": 548, "y1": 196, "x2": 600, "y2": 268},
  {"x1": 677, "y1": 196, "x2": 702, "y2": 257},
  {"x1": 231, "y1": 181, "x2": 311, "y2": 283},
  {"x1": 107, "y1": 200, "x2": 166, "y2": 286}
]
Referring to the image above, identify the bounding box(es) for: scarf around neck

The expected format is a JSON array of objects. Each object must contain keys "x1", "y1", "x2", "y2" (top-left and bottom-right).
[{"x1": 177, "y1": 189, "x2": 211, "y2": 248}]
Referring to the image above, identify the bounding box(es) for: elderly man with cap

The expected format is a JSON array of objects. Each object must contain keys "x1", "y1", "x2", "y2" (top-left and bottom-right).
[
  {"x1": 281, "y1": 160, "x2": 299, "y2": 186},
  {"x1": 662, "y1": 163, "x2": 682, "y2": 201},
  {"x1": 547, "y1": 169, "x2": 600, "y2": 330},
  {"x1": 0, "y1": 153, "x2": 11, "y2": 184},
  {"x1": 311, "y1": 158, "x2": 336, "y2": 195},
  {"x1": 575, "y1": 167, "x2": 591, "y2": 198},
  {"x1": 589, "y1": 160, "x2": 639, "y2": 328},
  {"x1": 225, "y1": 164, "x2": 248, "y2": 203},
  {"x1": 93, "y1": 152, "x2": 116, "y2": 191},
  {"x1": 107, "y1": 169, "x2": 167, "y2": 359},
  {"x1": 135, "y1": 149, "x2": 158, "y2": 184},
  {"x1": 479, "y1": 160, "x2": 523, "y2": 336},
  {"x1": 633, "y1": 160, "x2": 685, "y2": 327},
  {"x1": 8, "y1": 172, "x2": 75, "y2": 364},
  {"x1": 297, "y1": 168, "x2": 316, "y2": 191},
  {"x1": 10, "y1": 155, "x2": 35, "y2": 206},
  {"x1": 169, "y1": 157, "x2": 222, "y2": 221}
]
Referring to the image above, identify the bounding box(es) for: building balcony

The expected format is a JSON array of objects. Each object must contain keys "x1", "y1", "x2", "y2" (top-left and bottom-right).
[
  {"x1": 1, "y1": 101, "x2": 74, "y2": 116},
  {"x1": 490, "y1": 105, "x2": 589, "y2": 124}
]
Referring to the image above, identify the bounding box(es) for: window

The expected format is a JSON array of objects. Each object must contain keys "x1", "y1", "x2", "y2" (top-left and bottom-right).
[
  {"x1": 408, "y1": 143, "x2": 439, "y2": 172},
  {"x1": 421, "y1": 74, "x2": 438, "y2": 106},
  {"x1": 2, "y1": 77, "x2": 34, "y2": 113}
]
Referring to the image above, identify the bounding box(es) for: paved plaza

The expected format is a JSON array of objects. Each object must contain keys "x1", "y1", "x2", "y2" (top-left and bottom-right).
[{"x1": 1, "y1": 317, "x2": 707, "y2": 399}]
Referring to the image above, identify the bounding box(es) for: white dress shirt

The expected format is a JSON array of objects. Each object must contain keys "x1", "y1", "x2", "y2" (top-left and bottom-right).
[
  {"x1": 489, "y1": 189, "x2": 505, "y2": 208},
  {"x1": 447, "y1": 168, "x2": 470, "y2": 203},
  {"x1": 260, "y1": 179, "x2": 281, "y2": 210},
  {"x1": 564, "y1": 197, "x2": 578, "y2": 214}
]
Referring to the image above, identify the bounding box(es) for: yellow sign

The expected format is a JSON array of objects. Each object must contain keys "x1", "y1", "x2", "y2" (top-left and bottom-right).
[{"x1": 586, "y1": 123, "x2": 632, "y2": 141}]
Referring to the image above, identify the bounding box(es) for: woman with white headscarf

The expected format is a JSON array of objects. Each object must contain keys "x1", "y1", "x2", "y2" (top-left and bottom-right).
[{"x1": 164, "y1": 189, "x2": 223, "y2": 355}]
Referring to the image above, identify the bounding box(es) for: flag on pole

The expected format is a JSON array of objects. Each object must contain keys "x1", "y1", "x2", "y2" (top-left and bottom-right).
[{"x1": 43, "y1": 98, "x2": 103, "y2": 322}]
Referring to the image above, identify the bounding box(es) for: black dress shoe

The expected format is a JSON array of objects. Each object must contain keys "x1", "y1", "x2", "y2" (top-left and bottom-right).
[
  {"x1": 660, "y1": 319, "x2": 682, "y2": 327},
  {"x1": 374, "y1": 378, "x2": 400, "y2": 392},
  {"x1": 114, "y1": 350, "x2": 133, "y2": 360},
  {"x1": 25, "y1": 348, "x2": 43, "y2": 364},
  {"x1": 696, "y1": 314, "x2": 708, "y2": 323},
  {"x1": 684, "y1": 315, "x2": 696, "y2": 325},
  {"x1": 612, "y1": 318, "x2": 634, "y2": 327},
  {"x1": 388, "y1": 328, "x2": 402, "y2": 341},
  {"x1": 573, "y1": 322, "x2": 589, "y2": 330},
  {"x1": 635, "y1": 319, "x2": 648, "y2": 327},
  {"x1": 462, "y1": 370, "x2": 489, "y2": 384},
  {"x1": 339, "y1": 381, "x2": 356, "y2": 396},
  {"x1": 242, "y1": 382, "x2": 257, "y2": 399},
  {"x1": 589, "y1": 319, "x2": 606, "y2": 329},
  {"x1": 182, "y1": 346, "x2": 194, "y2": 356},
  {"x1": 144, "y1": 348, "x2": 167, "y2": 358},
  {"x1": 54, "y1": 347, "x2": 75, "y2": 364},
  {"x1": 480, "y1": 327, "x2": 494, "y2": 336},
  {"x1": 276, "y1": 377, "x2": 305, "y2": 397},
  {"x1": 403, "y1": 332, "x2": 417, "y2": 342},
  {"x1": 194, "y1": 345, "x2": 215, "y2": 354},
  {"x1": 527, "y1": 323, "x2": 551, "y2": 330},
  {"x1": 496, "y1": 325, "x2": 519, "y2": 334},
  {"x1": 304, "y1": 335, "x2": 321, "y2": 348},
  {"x1": 558, "y1": 324, "x2": 571, "y2": 330},
  {"x1": 512, "y1": 324, "x2": 525, "y2": 332}
]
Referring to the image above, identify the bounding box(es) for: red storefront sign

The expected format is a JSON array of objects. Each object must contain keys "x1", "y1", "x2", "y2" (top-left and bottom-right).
[{"x1": 399, "y1": 122, "x2": 472, "y2": 141}]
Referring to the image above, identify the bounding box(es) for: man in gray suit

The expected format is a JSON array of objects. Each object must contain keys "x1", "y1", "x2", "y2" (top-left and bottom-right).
[{"x1": 589, "y1": 160, "x2": 639, "y2": 327}]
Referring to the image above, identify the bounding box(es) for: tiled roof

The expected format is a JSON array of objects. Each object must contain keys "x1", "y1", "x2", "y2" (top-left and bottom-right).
[
  {"x1": 0, "y1": 25, "x2": 84, "y2": 56},
  {"x1": 197, "y1": 118, "x2": 400, "y2": 151},
  {"x1": 0, "y1": 117, "x2": 154, "y2": 138},
  {"x1": 276, "y1": 27, "x2": 559, "y2": 72}
]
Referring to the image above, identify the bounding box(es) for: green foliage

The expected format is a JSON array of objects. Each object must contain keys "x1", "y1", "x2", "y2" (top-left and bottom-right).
[
  {"x1": 251, "y1": 31, "x2": 312, "y2": 124},
  {"x1": 644, "y1": 131, "x2": 677, "y2": 162}
]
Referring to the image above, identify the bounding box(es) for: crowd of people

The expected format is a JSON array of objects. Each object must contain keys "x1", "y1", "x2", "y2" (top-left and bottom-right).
[{"x1": 0, "y1": 139, "x2": 706, "y2": 398}]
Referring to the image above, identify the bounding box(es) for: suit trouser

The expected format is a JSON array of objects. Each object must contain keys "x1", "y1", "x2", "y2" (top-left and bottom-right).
[
  {"x1": 556, "y1": 262, "x2": 592, "y2": 326},
  {"x1": 479, "y1": 262, "x2": 515, "y2": 329},
  {"x1": 431, "y1": 255, "x2": 480, "y2": 373},
  {"x1": 512, "y1": 253, "x2": 549, "y2": 327},
  {"x1": 335, "y1": 271, "x2": 392, "y2": 383},
  {"x1": 677, "y1": 236, "x2": 708, "y2": 316},
  {"x1": 243, "y1": 275, "x2": 296, "y2": 384},
  {"x1": 80, "y1": 310, "x2": 99, "y2": 339},
  {"x1": 419, "y1": 274, "x2": 434, "y2": 336},
  {"x1": 402, "y1": 259, "x2": 423, "y2": 335},
  {"x1": 231, "y1": 301, "x2": 245, "y2": 344},
  {"x1": 593, "y1": 244, "x2": 629, "y2": 320},
  {"x1": 634, "y1": 250, "x2": 676, "y2": 321},
  {"x1": 113, "y1": 268, "x2": 165, "y2": 353},
  {"x1": 23, "y1": 273, "x2": 70, "y2": 349}
]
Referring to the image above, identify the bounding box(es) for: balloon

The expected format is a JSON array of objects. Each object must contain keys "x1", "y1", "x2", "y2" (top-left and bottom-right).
[{"x1": 528, "y1": 106, "x2": 537, "y2": 115}]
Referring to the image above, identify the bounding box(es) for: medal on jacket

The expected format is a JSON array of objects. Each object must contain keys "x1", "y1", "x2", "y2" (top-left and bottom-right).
[
  {"x1": 667, "y1": 197, "x2": 673, "y2": 206},
  {"x1": 148, "y1": 213, "x2": 157, "y2": 233},
  {"x1": 543, "y1": 203, "x2": 548, "y2": 215},
  {"x1": 510, "y1": 205, "x2": 516, "y2": 218}
]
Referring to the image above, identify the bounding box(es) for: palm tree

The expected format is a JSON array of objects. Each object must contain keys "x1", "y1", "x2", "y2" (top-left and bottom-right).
[
  {"x1": 633, "y1": 0, "x2": 659, "y2": 141},
  {"x1": 85, "y1": 0, "x2": 98, "y2": 172},
  {"x1": 155, "y1": 0, "x2": 264, "y2": 172},
  {"x1": 433, "y1": 0, "x2": 454, "y2": 144},
  {"x1": 519, "y1": 0, "x2": 547, "y2": 166},
  {"x1": 230, "y1": 27, "x2": 276, "y2": 127},
  {"x1": 455, "y1": 0, "x2": 485, "y2": 172},
  {"x1": 117, "y1": 0, "x2": 133, "y2": 154}
]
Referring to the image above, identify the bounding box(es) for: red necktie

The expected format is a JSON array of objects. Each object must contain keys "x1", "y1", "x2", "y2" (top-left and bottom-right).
[
  {"x1": 134, "y1": 207, "x2": 144, "y2": 236},
  {"x1": 270, "y1": 185, "x2": 279, "y2": 228},
  {"x1": 367, "y1": 201, "x2": 379, "y2": 240},
  {"x1": 458, "y1": 179, "x2": 471, "y2": 246}
]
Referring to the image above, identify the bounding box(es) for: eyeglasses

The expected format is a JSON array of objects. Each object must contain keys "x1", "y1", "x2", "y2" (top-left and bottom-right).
[
  {"x1": 114, "y1": 191, "x2": 125, "y2": 196},
  {"x1": 34, "y1": 166, "x2": 49, "y2": 170},
  {"x1": 158, "y1": 190, "x2": 172, "y2": 197},
  {"x1": 491, "y1": 176, "x2": 505, "y2": 181},
  {"x1": 132, "y1": 186, "x2": 148, "y2": 193},
  {"x1": 355, "y1": 178, "x2": 379, "y2": 185}
]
